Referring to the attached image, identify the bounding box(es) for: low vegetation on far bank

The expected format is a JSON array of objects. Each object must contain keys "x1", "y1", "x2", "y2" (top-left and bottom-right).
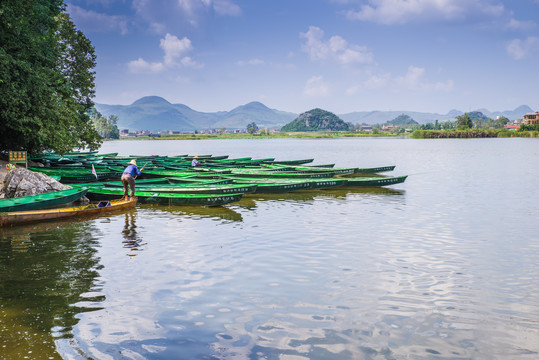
[{"x1": 411, "y1": 128, "x2": 539, "y2": 139}]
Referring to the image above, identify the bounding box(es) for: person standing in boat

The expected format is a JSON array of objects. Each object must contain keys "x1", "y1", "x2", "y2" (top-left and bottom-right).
[
  {"x1": 191, "y1": 156, "x2": 201, "y2": 167},
  {"x1": 122, "y1": 159, "x2": 142, "y2": 200}
]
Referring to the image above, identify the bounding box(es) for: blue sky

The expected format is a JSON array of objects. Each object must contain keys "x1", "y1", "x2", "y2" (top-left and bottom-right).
[{"x1": 68, "y1": 0, "x2": 539, "y2": 114}]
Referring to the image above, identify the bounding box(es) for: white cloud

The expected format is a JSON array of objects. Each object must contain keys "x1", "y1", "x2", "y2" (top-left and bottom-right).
[
  {"x1": 395, "y1": 66, "x2": 454, "y2": 91},
  {"x1": 303, "y1": 76, "x2": 330, "y2": 97},
  {"x1": 213, "y1": 0, "x2": 242, "y2": 16},
  {"x1": 128, "y1": 58, "x2": 165, "y2": 73},
  {"x1": 129, "y1": 33, "x2": 201, "y2": 73},
  {"x1": 180, "y1": 56, "x2": 204, "y2": 68},
  {"x1": 300, "y1": 26, "x2": 373, "y2": 65},
  {"x1": 236, "y1": 59, "x2": 266, "y2": 66},
  {"x1": 67, "y1": 4, "x2": 128, "y2": 35},
  {"x1": 506, "y1": 37, "x2": 539, "y2": 59},
  {"x1": 505, "y1": 18, "x2": 537, "y2": 31},
  {"x1": 364, "y1": 73, "x2": 392, "y2": 89},
  {"x1": 346, "y1": 0, "x2": 505, "y2": 25},
  {"x1": 131, "y1": 0, "x2": 241, "y2": 33},
  {"x1": 160, "y1": 33, "x2": 193, "y2": 66}
]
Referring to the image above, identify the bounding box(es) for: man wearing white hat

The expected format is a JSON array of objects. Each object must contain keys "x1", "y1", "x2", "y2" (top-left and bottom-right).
[{"x1": 121, "y1": 159, "x2": 142, "y2": 200}]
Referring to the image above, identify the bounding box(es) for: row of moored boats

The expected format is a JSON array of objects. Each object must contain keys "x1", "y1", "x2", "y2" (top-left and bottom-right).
[{"x1": 0, "y1": 151, "x2": 407, "y2": 226}]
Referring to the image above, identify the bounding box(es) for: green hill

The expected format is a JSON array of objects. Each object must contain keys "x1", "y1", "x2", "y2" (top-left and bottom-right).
[
  {"x1": 95, "y1": 97, "x2": 295, "y2": 131},
  {"x1": 213, "y1": 101, "x2": 296, "y2": 129},
  {"x1": 387, "y1": 114, "x2": 419, "y2": 126},
  {"x1": 281, "y1": 108, "x2": 353, "y2": 132}
]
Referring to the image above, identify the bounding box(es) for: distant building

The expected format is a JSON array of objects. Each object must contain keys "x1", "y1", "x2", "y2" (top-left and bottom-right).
[
  {"x1": 523, "y1": 112, "x2": 539, "y2": 125},
  {"x1": 381, "y1": 125, "x2": 399, "y2": 131},
  {"x1": 359, "y1": 126, "x2": 372, "y2": 132}
]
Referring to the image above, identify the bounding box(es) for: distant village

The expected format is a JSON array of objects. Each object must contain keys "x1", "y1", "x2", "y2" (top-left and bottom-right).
[
  {"x1": 119, "y1": 111, "x2": 539, "y2": 136},
  {"x1": 502, "y1": 111, "x2": 539, "y2": 130},
  {"x1": 119, "y1": 128, "x2": 283, "y2": 137}
]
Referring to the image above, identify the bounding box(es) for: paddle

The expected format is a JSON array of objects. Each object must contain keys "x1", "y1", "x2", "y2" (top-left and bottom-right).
[{"x1": 135, "y1": 162, "x2": 148, "y2": 179}]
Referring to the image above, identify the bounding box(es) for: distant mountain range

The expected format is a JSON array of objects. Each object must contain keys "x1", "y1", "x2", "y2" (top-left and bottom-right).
[{"x1": 94, "y1": 96, "x2": 534, "y2": 131}]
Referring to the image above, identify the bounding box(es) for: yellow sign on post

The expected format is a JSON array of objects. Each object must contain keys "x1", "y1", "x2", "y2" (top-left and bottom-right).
[{"x1": 9, "y1": 151, "x2": 27, "y2": 168}]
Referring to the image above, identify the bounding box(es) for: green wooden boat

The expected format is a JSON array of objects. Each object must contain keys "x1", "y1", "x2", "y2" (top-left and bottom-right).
[
  {"x1": 229, "y1": 178, "x2": 312, "y2": 193},
  {"x1": 354, "y1": 165, "x2": 396, "y2": 174},
  {"x1": 342, "y1": 175, "x2": 408, "y2": 187},
  {"x1": 269, "y1": 164, "x2": 356, "y2": 176},
  {"x1": 167, "y1": 177, "x2": 234, "y2": 185},
  {"x1": 270, "y1": 158, "x2": 314, "y2": 165},
  {"x1": 0, "y1": 198, "x2": 136, "y2": 227},
  {"x1": 304, "y1": 178, "x2": 348, "y2": 189},
  {"x1": 0, "y1": 188, "x2": 88, "y2": 213},
  {"x1": 117, "y1": 184, "x2": 258, "y2": 195},
  {"x1": 228, "y1": 169, "x2": 335, "y2": 179},
  {"x1": 86, "y1": 188, "x2": 243, "y2": 206}
]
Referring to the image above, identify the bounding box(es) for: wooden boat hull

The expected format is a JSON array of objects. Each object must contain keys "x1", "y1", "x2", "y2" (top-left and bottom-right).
[
  {"x1": 305, "y1": 179, "x2": 347, "y2": 189},
  {"x1": 86, "y1": 188, "x2": 243, "y2": 206},
  {"x1": 132, "y1": 184, "x2": 258, "y2": 195},
  {"x1": 230, "y1": 179, "x2": 312, "y2": 193},
  {"x1": 228, "y1": 171, "x2": 334, "y2": 179},
  {"x1": 343, "y1": 175, "x2": 408, "y2": 187},
  {"x1": 0, "y1": 188, "x2": 88, "y2": 213},
  {"x1": 354, "y1": 165, "x2": 396, "y2": 174},
  {"x1": 270, "y1": 159, "x2": 314, "y2": 165},
  {"x1": 0, "y1": 198, "x2": 137, "y2": 227}
]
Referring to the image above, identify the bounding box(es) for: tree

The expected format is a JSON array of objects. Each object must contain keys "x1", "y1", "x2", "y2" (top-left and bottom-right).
[
  {"x1": 442, "y1": 121, "x2": 454, "y2": 130},
  {"x1": 0, "y1": 2, "x2": 101, "y2": 155},
  {"x1": 456, "y1": 113, "x2": 473, "y2": 129},
  {"x1": 246, "y1": 122, "x2": 259, "y2": 134},
  {"x1": 92, "y1": 113, "x2": 120, "y2": 139},
  {"x1": 494, "y1": 116, "x2": 509, "y2": 129}
]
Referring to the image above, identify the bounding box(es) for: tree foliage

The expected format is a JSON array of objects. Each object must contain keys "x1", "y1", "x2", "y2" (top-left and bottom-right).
[
  {"x1": 0, "y1": 1, "x2": 101, "y2": 155},
  {"x1": 91, "y1": 111, "x2": 120, "y2": 139},
  {"x1": 455, "y1": 113, "x2": 474, "y2": 129},
  {"x1": 246, "y1": 122, "x2": 259, "y2": 134}
]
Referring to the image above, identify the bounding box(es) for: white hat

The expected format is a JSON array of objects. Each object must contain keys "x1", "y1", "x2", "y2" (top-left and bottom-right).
[{"x1": 129, "y1": 159, "x2": 137, "y2": 166}]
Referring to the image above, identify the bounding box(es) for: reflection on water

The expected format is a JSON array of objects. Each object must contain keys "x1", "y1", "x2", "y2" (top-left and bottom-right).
[
  {"x1": 122, "y1": 211, "x2": 146, "y2": 257},
  {"x1": 1, "y1": 138, "x2": 538, "y2": 359},
  {"x1": 0, "y1": 223, "x2": 103, "y2": 360},
  {"x1": 235, "y1": 187, "x2": 405, "y2": 211},
  {"x1": 140, "y1": 203, "x2": 244, "y2": 222}
]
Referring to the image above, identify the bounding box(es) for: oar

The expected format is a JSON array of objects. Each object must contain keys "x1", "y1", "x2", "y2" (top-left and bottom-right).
[{"x1": 135, "y1": 162, "x2": 148, "y2": 179}]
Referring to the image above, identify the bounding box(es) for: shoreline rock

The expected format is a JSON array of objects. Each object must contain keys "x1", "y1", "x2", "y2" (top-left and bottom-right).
[{"x1": 3, "y1": 168, "x2": 72, "y2": 199}]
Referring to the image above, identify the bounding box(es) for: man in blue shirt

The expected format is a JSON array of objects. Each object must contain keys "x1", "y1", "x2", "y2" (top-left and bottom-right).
[
  {"x1": 191, "y1": 156, "x2": 201, "y2": 167},
  {"x1": 121, "y1": 159, "x2": 142, "y2": 200}
]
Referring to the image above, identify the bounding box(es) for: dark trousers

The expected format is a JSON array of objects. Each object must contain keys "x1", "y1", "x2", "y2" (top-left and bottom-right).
[{"x1": 121, "y1": 174, "x2": 135, "y2": 197}]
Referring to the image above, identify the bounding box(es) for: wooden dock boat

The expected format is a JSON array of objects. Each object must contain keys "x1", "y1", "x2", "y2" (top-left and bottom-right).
[
  {"x1": 304, "y1": 178, "x2": 348, "y2": 189},
  {"x1": 86, "y1": 188, "x2": 244, "y2": 206},
  {"x1": 270, "y1": 158, "x2": 314, "y2": 165},
  {"x1": 227, "y1": 170, "x2": 335, "y2": 179},
  {"x1": 104, "y1": 184, "x2": 258, "y2": 195},
  {"x1": 342, "y1": 175, "x2": 408, "y2": 187},
  {"x1": 228, "y1": 178, "x2": 313, "y2": 193},
  {"x1": 354, "y1": 165, "x2": 396, "y2": 174},
  {"x1": 0, "y1": 188, "x2": 88, "y2": 213},
  {"x1": 0, "y1": 198, "x2": 137, "y2": 227}
]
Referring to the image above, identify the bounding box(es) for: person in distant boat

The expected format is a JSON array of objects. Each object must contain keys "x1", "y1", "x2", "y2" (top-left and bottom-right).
[
  {"x1": 191, "y1": 156, "x2": 201, "y2": 167},
  {"x1": 121, "y1": 159, "x2": 142, "y2": 200}
]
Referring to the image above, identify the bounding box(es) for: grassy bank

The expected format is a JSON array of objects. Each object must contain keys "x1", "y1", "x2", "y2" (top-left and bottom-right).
[
  {"x1": 411, "y1": 129, "x2": 539, "y2": 139},
  {"x1": 122, "y1": 131, "x2": 403, "y2": 140}
]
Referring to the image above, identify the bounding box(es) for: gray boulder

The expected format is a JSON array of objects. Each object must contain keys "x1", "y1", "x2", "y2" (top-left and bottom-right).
[{"x1": 3, "y1": 168, "x2": 71, "y2": 198}]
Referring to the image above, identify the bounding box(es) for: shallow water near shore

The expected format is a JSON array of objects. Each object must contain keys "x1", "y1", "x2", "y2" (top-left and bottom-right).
[{"x1": 1, "y1": 138, "x2": 538, "y2": 359}]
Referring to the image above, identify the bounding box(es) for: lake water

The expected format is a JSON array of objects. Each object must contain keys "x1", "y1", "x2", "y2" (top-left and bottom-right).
[{"x1": 1, "y1": 138, "x2": 538, "y2": 360}]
